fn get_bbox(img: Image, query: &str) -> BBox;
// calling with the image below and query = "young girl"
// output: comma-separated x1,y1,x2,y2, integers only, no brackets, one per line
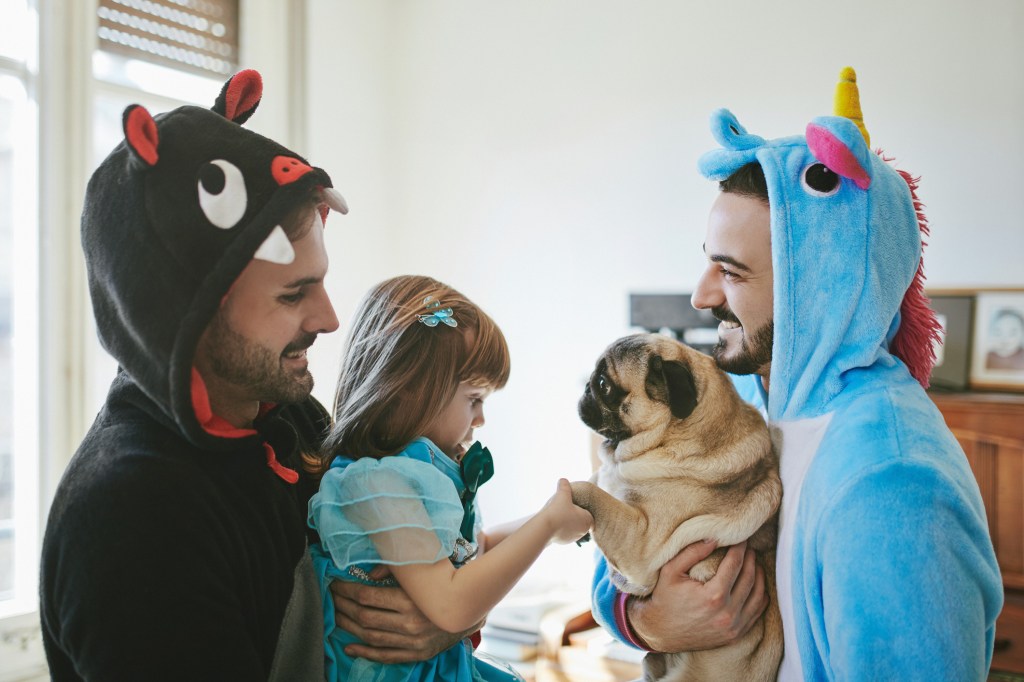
308,275,592,681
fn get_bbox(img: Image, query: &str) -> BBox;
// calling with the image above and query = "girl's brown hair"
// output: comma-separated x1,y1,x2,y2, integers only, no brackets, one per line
316,275,510,467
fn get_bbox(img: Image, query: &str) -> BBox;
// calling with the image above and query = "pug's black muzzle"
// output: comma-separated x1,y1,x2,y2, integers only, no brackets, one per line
578,384,630,444
578,385,603,432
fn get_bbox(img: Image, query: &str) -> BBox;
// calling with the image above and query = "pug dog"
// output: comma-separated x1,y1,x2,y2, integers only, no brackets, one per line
572,332,782,682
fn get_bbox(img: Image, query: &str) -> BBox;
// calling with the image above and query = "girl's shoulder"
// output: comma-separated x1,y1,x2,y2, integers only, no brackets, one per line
325,451,435,482
320,441,456,497
401,437,451,466
326,438,445,472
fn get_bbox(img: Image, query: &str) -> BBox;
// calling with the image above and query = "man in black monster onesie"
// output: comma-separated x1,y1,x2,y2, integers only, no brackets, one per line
39,70,457,680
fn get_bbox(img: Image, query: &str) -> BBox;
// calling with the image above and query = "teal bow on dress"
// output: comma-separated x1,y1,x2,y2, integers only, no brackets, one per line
459,441,493,540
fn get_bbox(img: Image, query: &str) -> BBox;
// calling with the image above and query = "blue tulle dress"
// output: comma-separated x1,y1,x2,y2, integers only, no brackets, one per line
308,437,523,682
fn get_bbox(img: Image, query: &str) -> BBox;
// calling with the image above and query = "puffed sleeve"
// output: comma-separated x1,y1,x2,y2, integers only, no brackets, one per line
309,456,465,570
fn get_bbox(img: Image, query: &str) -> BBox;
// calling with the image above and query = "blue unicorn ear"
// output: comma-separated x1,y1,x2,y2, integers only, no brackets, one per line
698,109,765,180
710,109,766,151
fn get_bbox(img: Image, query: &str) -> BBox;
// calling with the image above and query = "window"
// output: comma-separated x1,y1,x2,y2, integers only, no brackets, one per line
0,0,45,676
1,1,231,621
0,0,39,618
96,0,239,80
0,0,239,676
0,0,299,675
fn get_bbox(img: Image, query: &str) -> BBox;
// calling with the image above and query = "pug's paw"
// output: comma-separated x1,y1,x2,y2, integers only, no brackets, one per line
687,547,728,583
569,480,598,510
609,566,655,596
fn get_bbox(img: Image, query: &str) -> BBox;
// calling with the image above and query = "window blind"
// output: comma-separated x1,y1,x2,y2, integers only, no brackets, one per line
97,0,239,79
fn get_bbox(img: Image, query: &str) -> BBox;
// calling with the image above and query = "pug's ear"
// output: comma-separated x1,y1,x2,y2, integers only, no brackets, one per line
646,355,698,420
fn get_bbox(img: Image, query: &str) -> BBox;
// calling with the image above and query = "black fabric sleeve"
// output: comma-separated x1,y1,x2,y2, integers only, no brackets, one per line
43,456,275,681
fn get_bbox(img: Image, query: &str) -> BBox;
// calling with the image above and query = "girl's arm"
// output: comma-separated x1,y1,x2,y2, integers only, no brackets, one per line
383,479,591,634
479,516,529,552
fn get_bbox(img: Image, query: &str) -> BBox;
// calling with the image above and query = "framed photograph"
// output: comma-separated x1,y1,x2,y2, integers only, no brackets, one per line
929,295,974,391
970,291,1024,391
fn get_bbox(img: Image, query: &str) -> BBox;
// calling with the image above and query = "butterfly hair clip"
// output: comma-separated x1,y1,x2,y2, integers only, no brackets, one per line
417,296,458,328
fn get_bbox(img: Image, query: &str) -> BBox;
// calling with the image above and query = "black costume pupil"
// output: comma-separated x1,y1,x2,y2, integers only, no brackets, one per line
199,163,226,194
804,163,839,192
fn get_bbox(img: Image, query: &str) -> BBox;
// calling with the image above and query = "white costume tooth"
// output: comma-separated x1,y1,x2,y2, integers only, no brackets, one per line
253,226,294,264
323,187,349,215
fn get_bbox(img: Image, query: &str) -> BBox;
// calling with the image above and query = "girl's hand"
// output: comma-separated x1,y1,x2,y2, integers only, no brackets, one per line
541,478,593,545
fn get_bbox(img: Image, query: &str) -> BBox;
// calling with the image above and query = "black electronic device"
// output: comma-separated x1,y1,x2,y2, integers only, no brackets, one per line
629,293,719,355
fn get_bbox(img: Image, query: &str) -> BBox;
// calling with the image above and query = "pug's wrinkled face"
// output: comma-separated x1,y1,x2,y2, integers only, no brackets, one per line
578,334,699,446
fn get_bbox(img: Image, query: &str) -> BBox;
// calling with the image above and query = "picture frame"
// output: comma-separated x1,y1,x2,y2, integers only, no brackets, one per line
969,291,1024,392
928,294,974,391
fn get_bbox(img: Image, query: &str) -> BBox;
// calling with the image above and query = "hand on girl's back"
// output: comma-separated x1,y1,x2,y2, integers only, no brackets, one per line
541,479,594,545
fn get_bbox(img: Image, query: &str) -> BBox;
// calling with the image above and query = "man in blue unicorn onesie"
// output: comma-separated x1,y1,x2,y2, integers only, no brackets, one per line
590,68,1003,680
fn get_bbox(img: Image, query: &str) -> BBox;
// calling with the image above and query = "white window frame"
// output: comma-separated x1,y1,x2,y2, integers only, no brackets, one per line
0,1,307,679
0,0,92,673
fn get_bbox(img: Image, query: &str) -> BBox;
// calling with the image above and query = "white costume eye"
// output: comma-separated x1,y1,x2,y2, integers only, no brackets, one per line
198,159,247,229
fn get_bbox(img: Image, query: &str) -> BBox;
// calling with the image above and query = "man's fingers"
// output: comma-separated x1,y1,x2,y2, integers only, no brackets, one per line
704,542,748,591
334,599,426,636
728,545,758,605
663,539,719,575
343,643,423,664
723,560,769,641
337,618,411,648
331,584,426,636
331,580,405,612
341,620,474,664
739,562,769,625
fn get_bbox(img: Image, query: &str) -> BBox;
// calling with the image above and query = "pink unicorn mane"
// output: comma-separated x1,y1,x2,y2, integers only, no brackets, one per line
882,152,943,388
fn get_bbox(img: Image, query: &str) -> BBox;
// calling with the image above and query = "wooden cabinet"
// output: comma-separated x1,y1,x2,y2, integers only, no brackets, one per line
930,391,1024,674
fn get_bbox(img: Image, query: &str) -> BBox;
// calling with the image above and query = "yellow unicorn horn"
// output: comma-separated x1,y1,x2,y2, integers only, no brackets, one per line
834,66,871,147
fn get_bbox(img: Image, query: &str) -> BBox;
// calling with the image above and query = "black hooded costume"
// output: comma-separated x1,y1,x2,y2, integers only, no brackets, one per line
40,70,344,681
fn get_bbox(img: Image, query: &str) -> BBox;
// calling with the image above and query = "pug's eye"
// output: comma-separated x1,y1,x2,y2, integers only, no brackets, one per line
801,163,841,197
598,375,611,397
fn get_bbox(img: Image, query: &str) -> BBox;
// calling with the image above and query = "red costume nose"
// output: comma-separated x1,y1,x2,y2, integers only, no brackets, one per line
271,156,314,186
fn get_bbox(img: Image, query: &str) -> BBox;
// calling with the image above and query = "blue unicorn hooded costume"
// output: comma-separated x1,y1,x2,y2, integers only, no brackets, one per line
592,68,1002,680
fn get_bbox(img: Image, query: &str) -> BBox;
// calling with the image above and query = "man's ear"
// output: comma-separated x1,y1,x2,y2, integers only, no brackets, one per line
646,356,698,419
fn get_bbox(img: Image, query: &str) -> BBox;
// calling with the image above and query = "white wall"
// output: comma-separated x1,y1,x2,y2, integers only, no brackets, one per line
303,0,1024,589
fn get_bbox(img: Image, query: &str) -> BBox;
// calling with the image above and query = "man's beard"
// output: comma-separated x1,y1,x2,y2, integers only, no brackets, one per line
201,310,317,405
710,305,773,376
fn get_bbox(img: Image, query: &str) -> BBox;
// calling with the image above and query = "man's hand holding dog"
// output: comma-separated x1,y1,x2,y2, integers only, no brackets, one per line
627,540,768,653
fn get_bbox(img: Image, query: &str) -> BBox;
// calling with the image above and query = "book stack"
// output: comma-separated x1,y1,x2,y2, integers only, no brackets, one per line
476,591,587,666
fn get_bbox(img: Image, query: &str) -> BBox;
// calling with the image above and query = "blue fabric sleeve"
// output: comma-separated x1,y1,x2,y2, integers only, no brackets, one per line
813,460,1001,680
729,372,766,411
308,456,464,569
591,553,641,649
